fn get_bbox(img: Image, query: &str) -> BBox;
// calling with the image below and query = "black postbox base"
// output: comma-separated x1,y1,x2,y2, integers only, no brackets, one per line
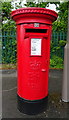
17,94,48,115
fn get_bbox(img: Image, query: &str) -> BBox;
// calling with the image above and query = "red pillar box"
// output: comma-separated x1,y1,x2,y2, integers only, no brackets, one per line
11,7,58,114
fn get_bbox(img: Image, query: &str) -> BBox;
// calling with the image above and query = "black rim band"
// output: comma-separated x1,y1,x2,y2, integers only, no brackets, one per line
17,94,48,115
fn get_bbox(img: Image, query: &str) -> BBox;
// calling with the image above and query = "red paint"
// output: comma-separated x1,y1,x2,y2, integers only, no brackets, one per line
11,8,58,100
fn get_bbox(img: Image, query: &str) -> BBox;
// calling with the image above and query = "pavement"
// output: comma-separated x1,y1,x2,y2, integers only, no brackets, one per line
2,69,69,118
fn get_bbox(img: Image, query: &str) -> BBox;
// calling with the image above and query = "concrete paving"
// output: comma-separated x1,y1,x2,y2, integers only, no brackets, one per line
2,69,69,118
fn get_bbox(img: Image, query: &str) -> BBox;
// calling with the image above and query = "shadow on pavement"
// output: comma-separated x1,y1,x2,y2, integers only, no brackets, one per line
2,69,69,118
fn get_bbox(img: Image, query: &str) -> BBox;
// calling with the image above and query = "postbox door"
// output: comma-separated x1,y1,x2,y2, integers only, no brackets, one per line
17,25,51,100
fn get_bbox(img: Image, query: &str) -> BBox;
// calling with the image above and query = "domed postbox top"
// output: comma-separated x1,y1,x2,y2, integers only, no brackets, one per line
11,7,58,25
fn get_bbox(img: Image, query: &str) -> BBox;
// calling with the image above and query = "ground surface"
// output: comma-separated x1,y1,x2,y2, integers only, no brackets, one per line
2,69,69,118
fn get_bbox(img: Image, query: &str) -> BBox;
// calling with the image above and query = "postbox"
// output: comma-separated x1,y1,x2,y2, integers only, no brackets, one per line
11,7,58,114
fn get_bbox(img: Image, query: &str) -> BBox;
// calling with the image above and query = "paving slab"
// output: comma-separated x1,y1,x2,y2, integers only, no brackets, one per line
2,69,69,118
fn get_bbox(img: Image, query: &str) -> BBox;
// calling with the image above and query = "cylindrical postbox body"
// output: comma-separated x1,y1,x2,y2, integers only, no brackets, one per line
11,7,58,114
